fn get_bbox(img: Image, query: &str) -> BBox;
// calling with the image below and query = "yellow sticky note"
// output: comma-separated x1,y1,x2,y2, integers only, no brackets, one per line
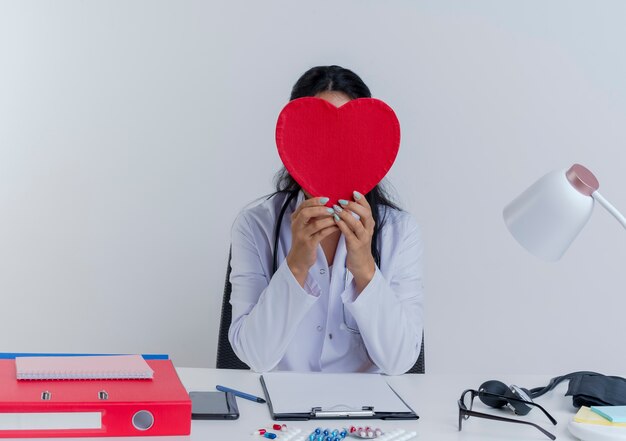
574,406,626,427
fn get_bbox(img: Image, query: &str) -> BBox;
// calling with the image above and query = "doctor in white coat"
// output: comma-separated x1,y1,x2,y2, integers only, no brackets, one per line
228,65,424,375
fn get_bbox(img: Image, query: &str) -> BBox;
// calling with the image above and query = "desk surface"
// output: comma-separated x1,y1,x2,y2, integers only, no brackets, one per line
178,368,581,441
0,368,582,440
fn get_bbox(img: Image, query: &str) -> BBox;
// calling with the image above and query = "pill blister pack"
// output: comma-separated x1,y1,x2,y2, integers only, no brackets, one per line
274,428,303,440
252,425,417,441
366,429,418,441
255,429,417,441
289,429,418,441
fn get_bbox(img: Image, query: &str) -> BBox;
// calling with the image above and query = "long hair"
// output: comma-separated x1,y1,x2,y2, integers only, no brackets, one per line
273,65,401,268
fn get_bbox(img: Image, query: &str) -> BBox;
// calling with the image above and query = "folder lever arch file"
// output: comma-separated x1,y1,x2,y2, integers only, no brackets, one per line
0,359,191,437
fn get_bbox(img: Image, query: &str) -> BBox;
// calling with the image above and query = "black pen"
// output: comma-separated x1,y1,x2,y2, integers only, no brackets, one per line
216,385,266,403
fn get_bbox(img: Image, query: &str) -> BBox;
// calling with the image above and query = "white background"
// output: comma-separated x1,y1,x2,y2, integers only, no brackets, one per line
1,0,625,375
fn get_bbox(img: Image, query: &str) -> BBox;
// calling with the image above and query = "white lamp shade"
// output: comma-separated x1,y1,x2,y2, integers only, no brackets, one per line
503,167,595,261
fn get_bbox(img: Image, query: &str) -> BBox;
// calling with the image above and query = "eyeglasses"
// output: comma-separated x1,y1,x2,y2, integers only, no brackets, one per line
458,389,557,440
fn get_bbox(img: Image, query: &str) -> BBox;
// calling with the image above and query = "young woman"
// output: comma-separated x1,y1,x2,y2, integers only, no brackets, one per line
228,65,424,375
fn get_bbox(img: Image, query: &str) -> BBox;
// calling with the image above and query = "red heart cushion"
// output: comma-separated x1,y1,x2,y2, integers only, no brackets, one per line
275,97,400,206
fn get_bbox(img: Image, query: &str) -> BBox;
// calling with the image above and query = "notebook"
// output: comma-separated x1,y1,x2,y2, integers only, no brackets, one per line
15,355,154,380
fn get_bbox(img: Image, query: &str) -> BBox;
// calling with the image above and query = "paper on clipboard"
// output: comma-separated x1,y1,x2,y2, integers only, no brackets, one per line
260,372,413,416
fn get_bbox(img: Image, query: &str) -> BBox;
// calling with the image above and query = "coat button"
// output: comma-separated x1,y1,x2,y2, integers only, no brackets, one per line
316,326,323,332
319,269,326,275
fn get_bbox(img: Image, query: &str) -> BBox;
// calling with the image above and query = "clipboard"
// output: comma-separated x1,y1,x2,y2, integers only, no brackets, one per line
260,372,418,421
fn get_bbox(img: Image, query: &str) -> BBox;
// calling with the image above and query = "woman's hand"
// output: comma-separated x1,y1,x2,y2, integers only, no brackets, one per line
286,196,338,287
333,191,376,294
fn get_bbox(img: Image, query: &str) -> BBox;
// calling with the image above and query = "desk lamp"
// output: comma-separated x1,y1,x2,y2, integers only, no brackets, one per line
503,164,626,261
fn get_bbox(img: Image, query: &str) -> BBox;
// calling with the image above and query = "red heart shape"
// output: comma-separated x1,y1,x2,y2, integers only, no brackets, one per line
275,97,400,206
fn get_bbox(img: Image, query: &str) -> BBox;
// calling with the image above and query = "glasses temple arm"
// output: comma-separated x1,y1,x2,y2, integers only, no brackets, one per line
478,390,557,425
506,395,558,425
463,409,556,441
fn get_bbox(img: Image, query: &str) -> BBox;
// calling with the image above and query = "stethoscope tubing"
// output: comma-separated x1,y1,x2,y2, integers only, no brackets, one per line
273,191,360,335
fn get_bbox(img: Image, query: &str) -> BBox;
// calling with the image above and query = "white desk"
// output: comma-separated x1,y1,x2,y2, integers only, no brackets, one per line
178,368,581,441
0,369,583,440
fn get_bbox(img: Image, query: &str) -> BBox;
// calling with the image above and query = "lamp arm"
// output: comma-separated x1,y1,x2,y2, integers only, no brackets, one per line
592,191,626,229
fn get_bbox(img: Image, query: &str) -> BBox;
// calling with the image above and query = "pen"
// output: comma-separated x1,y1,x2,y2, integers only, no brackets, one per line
216,385,266,403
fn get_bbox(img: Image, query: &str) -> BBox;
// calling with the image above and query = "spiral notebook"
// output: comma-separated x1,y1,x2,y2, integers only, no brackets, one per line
15,355,154,380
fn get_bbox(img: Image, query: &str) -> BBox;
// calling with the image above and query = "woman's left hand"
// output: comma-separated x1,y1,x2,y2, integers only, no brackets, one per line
333,190,376,293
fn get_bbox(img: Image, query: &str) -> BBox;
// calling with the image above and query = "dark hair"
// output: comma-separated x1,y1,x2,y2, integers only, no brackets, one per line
273,65,401,267
290,65,372,101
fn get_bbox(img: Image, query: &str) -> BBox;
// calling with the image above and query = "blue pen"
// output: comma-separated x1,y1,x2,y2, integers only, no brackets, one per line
216,385,266,403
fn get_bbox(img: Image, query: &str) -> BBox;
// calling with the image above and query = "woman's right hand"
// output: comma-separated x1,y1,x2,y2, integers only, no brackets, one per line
286,196,337,286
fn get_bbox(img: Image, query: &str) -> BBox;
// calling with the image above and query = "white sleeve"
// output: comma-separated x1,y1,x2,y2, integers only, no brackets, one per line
227,212,320,373
341,216,424,375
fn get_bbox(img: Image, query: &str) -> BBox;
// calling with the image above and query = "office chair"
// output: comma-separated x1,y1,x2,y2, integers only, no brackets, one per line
216,248,425,373
216,248,250,370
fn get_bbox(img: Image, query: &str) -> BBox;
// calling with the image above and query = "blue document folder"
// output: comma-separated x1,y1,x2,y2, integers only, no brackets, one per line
0,353,168,360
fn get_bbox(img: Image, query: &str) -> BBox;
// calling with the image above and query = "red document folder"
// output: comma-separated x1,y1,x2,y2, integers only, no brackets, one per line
0,359,191,437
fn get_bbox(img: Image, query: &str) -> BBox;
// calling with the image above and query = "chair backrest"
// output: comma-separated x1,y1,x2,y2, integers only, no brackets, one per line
216,249,425,373
216,248,250,370
408,333,425,374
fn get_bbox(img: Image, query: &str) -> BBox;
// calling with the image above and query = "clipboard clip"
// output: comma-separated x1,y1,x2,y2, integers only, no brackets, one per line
310,406,375,418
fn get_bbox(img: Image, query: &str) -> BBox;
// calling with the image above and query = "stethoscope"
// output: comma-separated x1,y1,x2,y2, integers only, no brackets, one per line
272,191,360,335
